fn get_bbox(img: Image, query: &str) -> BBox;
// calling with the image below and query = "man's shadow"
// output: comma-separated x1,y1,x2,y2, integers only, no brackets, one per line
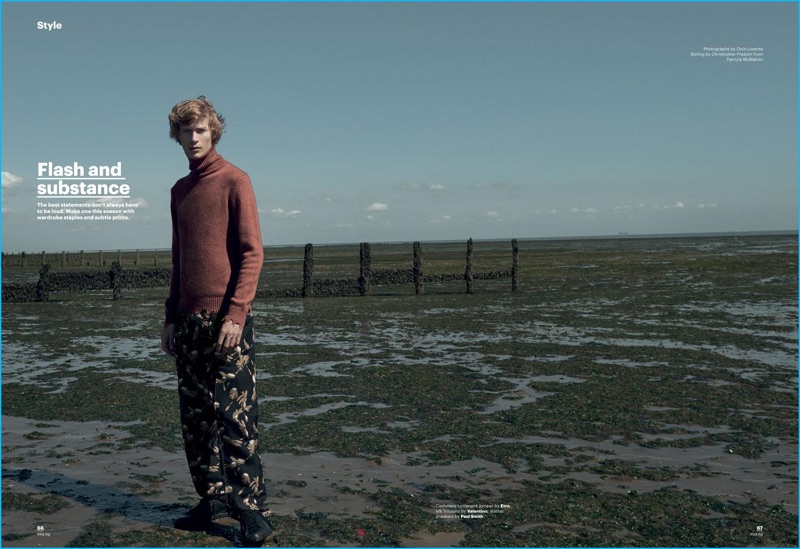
2,467,242,546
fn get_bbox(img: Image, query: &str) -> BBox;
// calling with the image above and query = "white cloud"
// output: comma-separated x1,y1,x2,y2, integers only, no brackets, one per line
585,208,597,215
2,171,24,189
366,215,375,222
698,203,718,209
272,208,301,219
570,207,580,213
430,214,452,224
366,202,388,211
403,183,446,192
486,210,500,218
674,201,685,208
471,181,517,191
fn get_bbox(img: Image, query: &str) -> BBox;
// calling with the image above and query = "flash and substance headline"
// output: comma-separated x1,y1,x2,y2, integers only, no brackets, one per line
36,161,138,222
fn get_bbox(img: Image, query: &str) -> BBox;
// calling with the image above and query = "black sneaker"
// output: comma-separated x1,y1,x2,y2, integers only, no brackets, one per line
173,497,229,530
238,510,273,547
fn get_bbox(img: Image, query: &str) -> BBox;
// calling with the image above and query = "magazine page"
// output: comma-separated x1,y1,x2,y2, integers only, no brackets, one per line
2,2,797,547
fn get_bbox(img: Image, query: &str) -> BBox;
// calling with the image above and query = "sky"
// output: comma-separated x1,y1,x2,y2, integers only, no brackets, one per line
1,1,797,253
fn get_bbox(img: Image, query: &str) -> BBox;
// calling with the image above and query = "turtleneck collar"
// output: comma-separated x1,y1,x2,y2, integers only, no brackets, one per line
188,146,223,176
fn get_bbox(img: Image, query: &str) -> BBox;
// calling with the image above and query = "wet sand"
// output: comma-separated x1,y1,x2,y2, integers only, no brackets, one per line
2,235,798,546
4,415,795,547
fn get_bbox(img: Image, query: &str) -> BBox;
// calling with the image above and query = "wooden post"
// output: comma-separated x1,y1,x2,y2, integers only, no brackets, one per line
80,250,85,266
21,252,27,267
511,239,519,292
413,241,424,295
465,238,474,294
99,250,104,266
302,243,314,298
36,264,50,302
110,261,123,300
359,242,371,296
117,249,122,265
41,251,46,265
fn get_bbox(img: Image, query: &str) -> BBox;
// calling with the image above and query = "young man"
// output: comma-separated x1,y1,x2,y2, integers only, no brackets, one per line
161,96,271,546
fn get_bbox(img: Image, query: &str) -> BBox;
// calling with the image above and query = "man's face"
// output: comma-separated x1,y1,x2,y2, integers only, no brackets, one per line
179,118,213,161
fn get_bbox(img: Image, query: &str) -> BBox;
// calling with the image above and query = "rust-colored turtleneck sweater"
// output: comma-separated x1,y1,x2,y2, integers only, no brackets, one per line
164,147,264,327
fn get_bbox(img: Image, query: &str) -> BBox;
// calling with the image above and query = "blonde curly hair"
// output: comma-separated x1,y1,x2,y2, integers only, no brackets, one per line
168,96,226,145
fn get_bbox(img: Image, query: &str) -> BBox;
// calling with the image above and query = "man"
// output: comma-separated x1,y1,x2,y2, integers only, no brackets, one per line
161,96,271,546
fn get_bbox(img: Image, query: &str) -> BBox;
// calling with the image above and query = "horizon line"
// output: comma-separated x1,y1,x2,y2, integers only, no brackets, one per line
2,229,796,257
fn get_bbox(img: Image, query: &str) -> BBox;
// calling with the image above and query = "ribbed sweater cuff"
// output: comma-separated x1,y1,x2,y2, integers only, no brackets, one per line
223,305,248,328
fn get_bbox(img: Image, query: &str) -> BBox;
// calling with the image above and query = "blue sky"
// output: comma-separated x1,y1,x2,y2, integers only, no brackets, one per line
2,2,797,253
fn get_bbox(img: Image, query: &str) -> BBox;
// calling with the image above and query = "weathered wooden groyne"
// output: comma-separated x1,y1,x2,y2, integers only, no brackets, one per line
3,240,519,302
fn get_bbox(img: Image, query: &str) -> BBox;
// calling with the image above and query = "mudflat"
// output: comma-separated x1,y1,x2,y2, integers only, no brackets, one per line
2,234,797,547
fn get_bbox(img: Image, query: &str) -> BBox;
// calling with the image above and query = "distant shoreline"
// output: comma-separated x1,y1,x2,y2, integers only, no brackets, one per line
2,229,796,256
295,229,798,249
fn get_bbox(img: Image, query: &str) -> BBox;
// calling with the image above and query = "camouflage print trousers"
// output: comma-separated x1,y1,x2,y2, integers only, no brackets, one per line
174,311,269,516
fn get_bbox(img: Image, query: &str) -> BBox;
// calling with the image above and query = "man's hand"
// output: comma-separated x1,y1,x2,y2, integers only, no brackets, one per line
216,319,242,355
161,323,176,356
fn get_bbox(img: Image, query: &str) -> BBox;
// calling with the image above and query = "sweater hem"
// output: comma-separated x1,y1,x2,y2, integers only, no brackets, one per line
177,297,252,326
